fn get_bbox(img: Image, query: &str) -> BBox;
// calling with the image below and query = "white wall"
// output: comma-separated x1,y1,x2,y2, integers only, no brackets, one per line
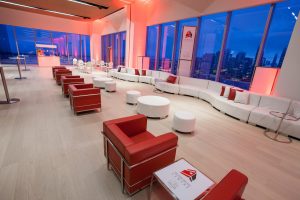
273,13,300,101
0,7,90,35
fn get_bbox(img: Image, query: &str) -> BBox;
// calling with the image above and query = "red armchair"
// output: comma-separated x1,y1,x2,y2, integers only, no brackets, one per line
202,169,248,200
55,69,72,85
52,66,66,79
61,75,84,96
68,83,101,114
102,114,178,195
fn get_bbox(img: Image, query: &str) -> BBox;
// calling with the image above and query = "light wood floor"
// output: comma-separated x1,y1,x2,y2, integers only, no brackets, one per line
0,66,300,200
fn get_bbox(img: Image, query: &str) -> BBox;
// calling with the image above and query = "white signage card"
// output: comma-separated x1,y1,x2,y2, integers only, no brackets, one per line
179,26,196,60
154,159,214,200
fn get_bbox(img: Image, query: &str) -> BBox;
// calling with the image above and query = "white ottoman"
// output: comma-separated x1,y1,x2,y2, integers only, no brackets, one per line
93,77,113,88
126,90,141,105
137,96,170,118
105,81,116,92
172,111,196,133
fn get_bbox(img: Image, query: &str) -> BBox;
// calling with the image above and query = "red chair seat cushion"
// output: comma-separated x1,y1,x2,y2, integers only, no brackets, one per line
130,131,155,143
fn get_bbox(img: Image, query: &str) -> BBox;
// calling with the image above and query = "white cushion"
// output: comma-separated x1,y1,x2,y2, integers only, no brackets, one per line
120,68,127,73
234,91,249,104
223,86,231,98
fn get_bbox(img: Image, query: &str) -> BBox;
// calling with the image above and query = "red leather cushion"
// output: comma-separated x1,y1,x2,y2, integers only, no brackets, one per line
135,69,140,75
130,131,155,143
166,75,177,84
142,70,146,76
228,88,243,100
220,86,225,96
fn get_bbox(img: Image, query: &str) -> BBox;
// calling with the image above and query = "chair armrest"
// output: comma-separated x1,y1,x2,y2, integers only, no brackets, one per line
73,83,94,89
63,78,84,84
63,75,80,79
124,132,178,166
72,88,100,96
202,169,248,200
103,114,147,137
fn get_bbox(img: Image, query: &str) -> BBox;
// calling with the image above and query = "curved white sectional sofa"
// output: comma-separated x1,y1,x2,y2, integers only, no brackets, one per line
108,67,300,140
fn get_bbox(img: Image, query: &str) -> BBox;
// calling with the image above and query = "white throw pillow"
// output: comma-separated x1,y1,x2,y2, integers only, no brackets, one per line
223,86,231,98
293,101,300,118
234,91,249,104
120,68,127,73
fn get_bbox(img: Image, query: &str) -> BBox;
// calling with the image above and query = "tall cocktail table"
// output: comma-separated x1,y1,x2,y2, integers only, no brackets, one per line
149,158,215,200
137,95,170,119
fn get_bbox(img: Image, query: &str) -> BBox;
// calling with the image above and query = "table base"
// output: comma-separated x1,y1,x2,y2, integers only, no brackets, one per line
0,98,20,104
264,130,292,144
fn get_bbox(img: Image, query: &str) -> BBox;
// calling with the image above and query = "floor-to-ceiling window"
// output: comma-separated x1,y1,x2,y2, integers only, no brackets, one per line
101,31,126,67
15,27,37,64
261,0,300,68
158,22,175,72
173,18,198,75
0,24,90,65
0,24,18,64
146,25,159,70
192,13,226,80
220,5,270,89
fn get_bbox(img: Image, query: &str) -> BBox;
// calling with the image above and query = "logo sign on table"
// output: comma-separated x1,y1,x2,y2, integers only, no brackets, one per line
181,169,197,182
178,26,197,77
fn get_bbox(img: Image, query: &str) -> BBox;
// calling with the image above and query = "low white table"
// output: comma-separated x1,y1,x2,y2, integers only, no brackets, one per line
93,77,113,88
126,90,141,105
137,95,170,118
149,158,215,200
173,111,196,133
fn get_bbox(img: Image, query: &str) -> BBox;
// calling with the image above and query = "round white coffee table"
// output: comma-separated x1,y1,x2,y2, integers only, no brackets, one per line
172,111,196,133
93,77,113,88
137,95,170,118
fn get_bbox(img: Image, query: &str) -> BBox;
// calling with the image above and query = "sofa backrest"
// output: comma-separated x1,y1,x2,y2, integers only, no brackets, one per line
159,71,171,81
208,81,224,94
127,68,135,75
258,95,291,113
146,70,152,76
248,92,261,106
151,70,160,79
179,76,209,89
287,100,300,115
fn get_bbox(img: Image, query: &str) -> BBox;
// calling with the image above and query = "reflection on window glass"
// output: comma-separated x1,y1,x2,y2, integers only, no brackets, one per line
173,18,198,75
15,26,37,64
261,0,300,68
0,24,18,64
35,29,52,44
146,25,159,70
52,31,68,64
220,5,270,89
81,35,90,62
192,13,226,80
158,22,175,72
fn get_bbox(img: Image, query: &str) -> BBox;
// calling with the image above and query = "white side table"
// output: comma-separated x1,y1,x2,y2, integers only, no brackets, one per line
149,158,215,200
126,90,141,105
93,77,113,88
105,81,116,92
172,111,196,133
137,95,170,119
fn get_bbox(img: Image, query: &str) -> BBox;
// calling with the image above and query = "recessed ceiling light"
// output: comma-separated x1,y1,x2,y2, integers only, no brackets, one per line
0,0,90,19
68,0,108,9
